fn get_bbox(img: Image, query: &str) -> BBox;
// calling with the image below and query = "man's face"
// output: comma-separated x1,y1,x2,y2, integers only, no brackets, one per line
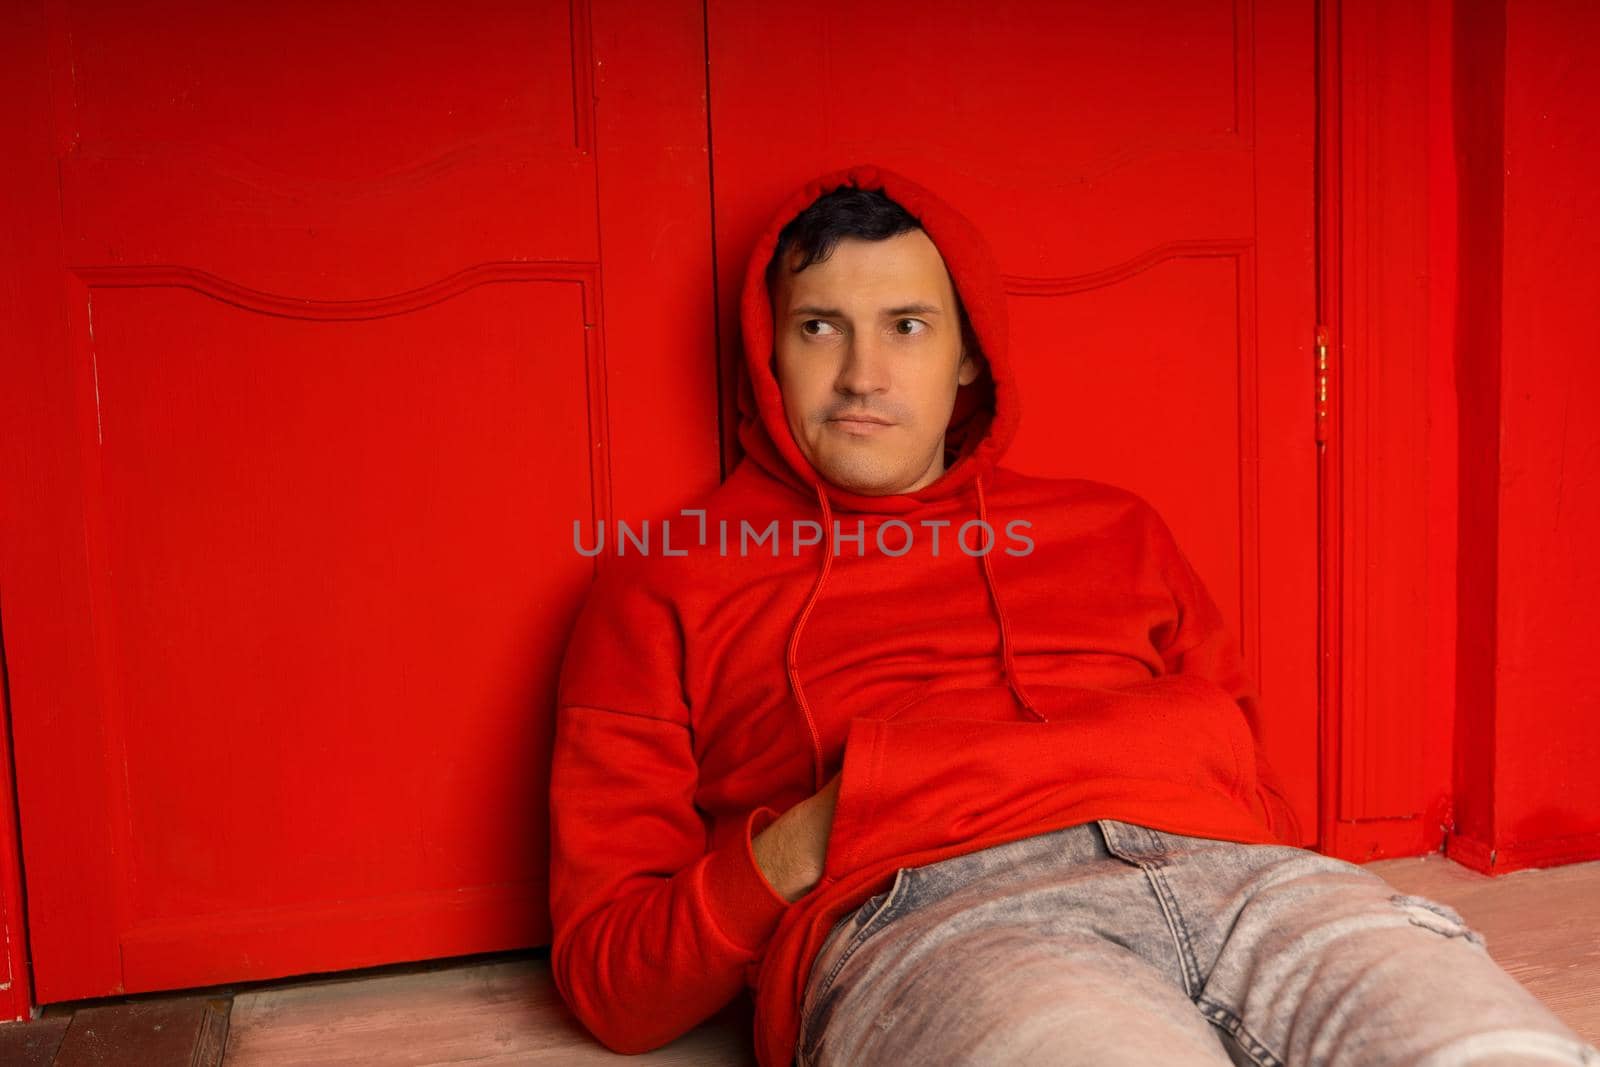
772,230,980,496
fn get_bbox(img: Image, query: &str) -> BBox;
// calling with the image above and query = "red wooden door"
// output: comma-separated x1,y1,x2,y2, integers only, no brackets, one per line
3,0,1319,1007
708,0,1318,842
1,0,720,1001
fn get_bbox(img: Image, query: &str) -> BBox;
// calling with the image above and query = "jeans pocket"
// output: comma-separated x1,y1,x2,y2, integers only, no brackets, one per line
1097,819,1170,864
832,866,917,970
800,866,919,1057
1390,893,1490,950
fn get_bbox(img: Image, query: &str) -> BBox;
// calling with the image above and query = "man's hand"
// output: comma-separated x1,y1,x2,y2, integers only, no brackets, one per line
750,771,841,903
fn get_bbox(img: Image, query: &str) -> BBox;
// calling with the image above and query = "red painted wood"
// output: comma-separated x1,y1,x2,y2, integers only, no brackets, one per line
1424,0,1463,865
709,0,1319,848
1464,0,1600,872
1449,0,1507,873
1323,0,1600,871
1318,0,1461,863
0,0,74,1022
1,0,719,1002
0,666,31,1022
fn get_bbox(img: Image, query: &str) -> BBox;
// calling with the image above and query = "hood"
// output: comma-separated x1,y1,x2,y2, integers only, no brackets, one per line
735,164,1044,787
736,162,1021,515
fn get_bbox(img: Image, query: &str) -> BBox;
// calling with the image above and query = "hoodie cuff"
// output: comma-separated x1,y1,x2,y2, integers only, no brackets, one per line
702,805,791,954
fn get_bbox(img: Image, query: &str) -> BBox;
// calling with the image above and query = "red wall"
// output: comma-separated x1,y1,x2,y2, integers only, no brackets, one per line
1449,0,1600,870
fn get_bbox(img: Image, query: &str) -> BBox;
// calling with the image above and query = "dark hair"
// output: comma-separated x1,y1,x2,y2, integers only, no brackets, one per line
764,186,923,294
764,186,979,356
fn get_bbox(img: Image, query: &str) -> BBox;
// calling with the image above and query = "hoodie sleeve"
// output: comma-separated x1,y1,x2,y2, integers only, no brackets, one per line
1142,502,1304,846
547,562,792,1055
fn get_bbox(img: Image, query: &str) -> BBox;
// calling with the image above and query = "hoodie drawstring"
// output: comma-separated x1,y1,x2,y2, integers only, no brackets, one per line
786,484,836,789
785,475,1045,791
975,475,1044,721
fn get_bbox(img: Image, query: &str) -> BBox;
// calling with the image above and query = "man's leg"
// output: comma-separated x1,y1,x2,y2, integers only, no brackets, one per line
797,820,1235,1067
801,922,1234,1066
1106,823,1600,1066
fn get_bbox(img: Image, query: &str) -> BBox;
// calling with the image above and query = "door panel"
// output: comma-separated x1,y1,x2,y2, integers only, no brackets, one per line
708,0,1317,842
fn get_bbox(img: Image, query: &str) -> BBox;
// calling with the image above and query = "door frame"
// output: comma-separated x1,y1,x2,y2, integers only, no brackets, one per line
1316,0,1461,864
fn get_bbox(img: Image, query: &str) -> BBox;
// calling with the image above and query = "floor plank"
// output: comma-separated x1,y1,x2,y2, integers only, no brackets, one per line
54,995,230,1067
223,958,755,1066
0,1015,72,1067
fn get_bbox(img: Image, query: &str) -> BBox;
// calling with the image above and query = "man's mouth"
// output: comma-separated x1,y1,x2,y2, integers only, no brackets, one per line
828,414,895,436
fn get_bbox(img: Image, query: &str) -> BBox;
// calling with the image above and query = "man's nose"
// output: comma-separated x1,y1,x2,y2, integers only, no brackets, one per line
835,336,889,396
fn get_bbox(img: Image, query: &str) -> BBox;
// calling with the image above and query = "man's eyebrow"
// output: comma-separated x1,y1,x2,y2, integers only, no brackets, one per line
788,303,945,317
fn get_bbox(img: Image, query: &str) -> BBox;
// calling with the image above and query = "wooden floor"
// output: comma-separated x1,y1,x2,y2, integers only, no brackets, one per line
3,851,1596,1065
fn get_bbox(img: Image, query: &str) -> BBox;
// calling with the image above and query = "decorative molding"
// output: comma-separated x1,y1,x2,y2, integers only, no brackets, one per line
70,261,596,321
67,257,612,532
1002,238,1253,295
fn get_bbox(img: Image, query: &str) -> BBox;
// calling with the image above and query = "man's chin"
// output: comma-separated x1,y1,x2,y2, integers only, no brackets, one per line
817,464,911,497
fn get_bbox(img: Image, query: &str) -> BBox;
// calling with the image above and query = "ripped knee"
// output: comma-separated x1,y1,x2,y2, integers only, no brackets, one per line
1389,893,1489,950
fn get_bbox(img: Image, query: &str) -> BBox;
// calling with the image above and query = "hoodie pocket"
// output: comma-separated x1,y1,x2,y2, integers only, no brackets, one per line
813,675,1261,884
820,716,884,882
881,683,1032,724
1024,677,1254,800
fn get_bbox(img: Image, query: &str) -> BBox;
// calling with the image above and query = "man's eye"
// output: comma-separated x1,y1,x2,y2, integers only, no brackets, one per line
895,319,928,335
801,320,836,336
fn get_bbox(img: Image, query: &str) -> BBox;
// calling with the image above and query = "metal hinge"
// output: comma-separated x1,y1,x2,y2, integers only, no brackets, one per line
1314,325,1331,444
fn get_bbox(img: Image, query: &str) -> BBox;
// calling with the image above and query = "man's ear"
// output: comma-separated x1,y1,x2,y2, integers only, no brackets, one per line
955,306,984,386
957,347,984,387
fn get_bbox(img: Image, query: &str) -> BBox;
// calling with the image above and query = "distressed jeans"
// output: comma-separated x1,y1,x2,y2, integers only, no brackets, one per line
797,819,1600,1066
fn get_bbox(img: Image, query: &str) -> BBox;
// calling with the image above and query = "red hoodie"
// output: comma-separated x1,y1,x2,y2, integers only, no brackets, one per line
547,162,1302,1065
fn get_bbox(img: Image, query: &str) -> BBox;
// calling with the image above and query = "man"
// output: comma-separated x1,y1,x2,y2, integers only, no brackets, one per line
548,164,1598,1066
